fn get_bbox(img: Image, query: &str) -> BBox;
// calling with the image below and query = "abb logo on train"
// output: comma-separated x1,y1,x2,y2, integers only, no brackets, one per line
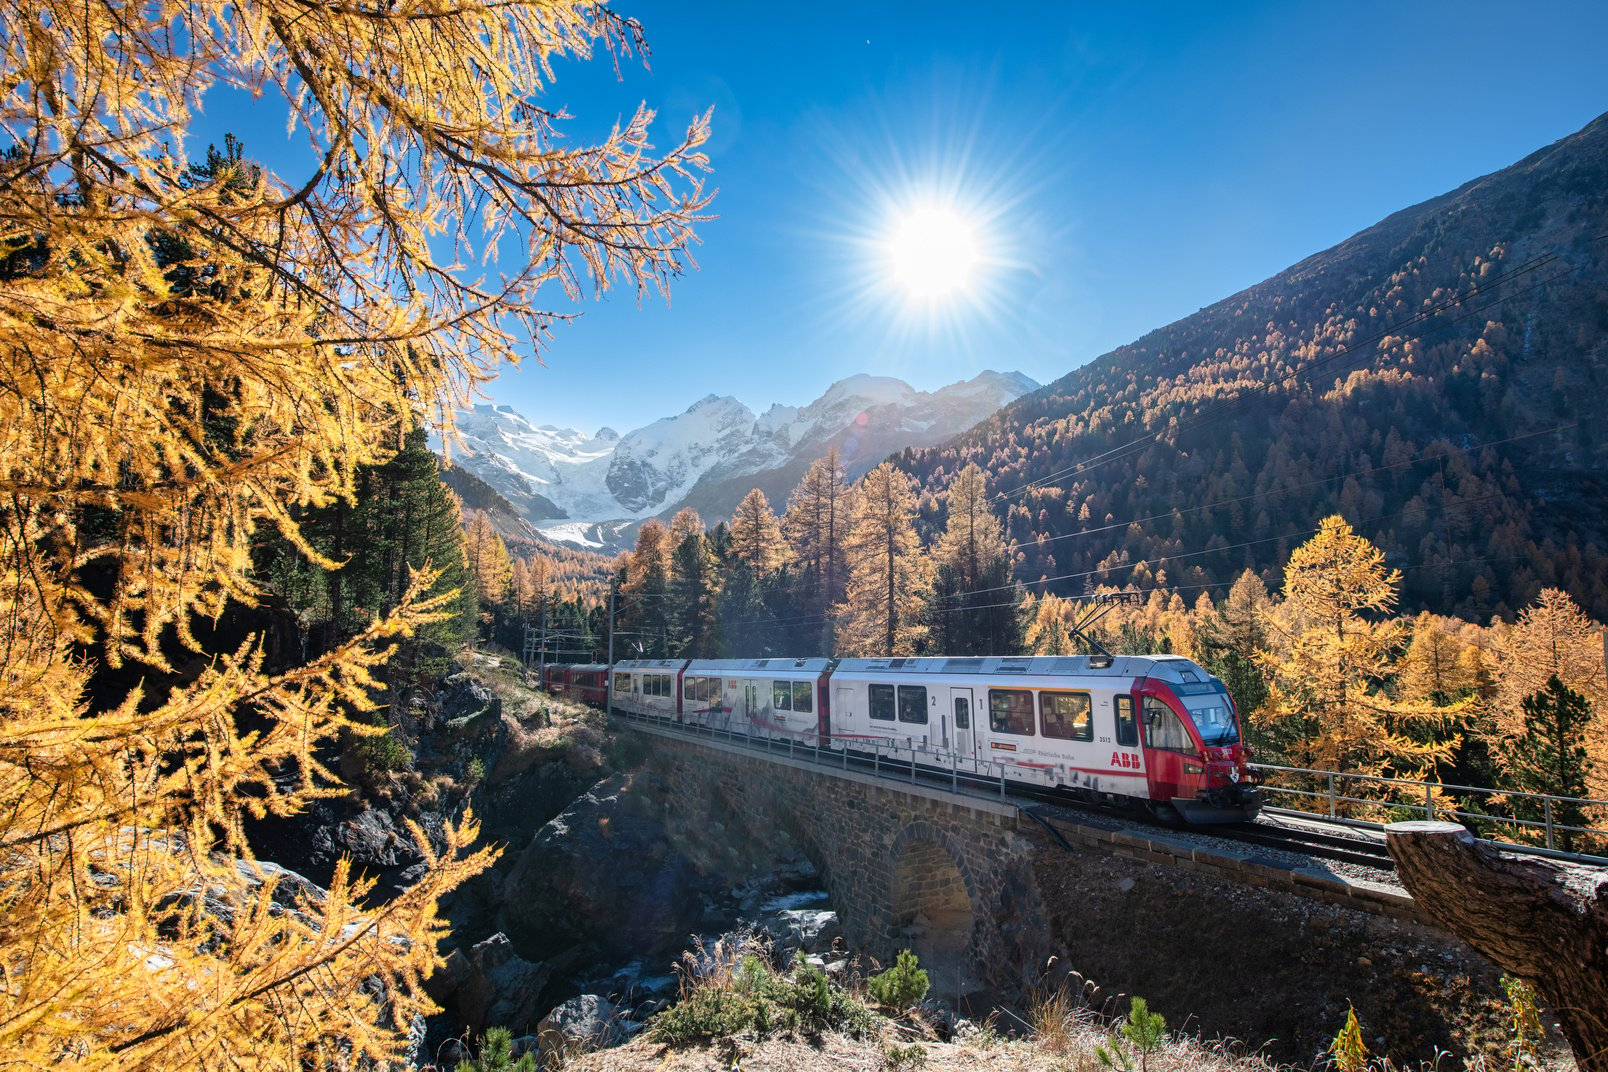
565,653,1260,825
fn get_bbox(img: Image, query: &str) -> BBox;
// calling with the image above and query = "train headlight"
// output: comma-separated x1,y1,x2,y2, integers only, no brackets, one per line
1184,762,1203,775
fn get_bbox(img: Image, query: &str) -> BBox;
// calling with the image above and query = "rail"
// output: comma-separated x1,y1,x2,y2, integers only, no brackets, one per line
1251,762,1608,857
608,708,1608,868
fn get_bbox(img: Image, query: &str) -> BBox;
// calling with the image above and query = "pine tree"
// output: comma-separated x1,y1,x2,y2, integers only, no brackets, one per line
834,464,931,656
1254,516,1458,780
1501,676,1596,850
0,2,708,1064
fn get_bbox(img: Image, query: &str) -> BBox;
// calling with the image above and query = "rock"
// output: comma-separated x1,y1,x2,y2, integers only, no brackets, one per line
440,674,499,722
510,1034,539,1058
1118,876,1136,893
435,1038,469,1068
498,774,711,962
455,932,552,1034
538,994,627,1062
763,909,843,956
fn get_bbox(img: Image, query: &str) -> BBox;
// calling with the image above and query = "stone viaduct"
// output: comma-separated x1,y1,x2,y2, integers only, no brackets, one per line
620,720,1425,1003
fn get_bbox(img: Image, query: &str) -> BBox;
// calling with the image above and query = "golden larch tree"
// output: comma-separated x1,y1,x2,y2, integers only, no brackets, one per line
729,487,789,575
1491,588,1608,796
1253,516,1459,780
465,510,515,608
784,449,851,603
1023,592,1075,655
834,463,930,656
0,1,709,1066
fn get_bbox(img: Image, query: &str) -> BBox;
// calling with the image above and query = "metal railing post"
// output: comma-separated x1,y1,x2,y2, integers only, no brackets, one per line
1424,781,1434,820
874,750,879,778
1327,773,1338,818
1545,797,1556,850
911,747,917,784
999,765,1006,800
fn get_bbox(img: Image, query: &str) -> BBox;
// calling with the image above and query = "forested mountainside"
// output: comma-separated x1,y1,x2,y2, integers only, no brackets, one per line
899,111,1608,622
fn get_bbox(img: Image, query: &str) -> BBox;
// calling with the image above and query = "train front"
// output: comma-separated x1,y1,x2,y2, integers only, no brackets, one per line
1135,659,1261,823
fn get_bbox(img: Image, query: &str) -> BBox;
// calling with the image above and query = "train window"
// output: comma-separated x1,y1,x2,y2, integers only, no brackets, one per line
989,689,1035,735
1115,695,1138,747
1143,696,1194,752
793,681,813,713
897,685,928,724
773,681,792,711
869,684,896,720
613,672,633,693
1040,692,1093,741
954,697,970,729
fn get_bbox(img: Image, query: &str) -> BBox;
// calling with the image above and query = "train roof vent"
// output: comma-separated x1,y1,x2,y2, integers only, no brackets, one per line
996,658,1032,673
888,658,909,668
942,658,986,671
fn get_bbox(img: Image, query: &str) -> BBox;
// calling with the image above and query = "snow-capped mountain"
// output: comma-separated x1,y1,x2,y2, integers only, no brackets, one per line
444,370,1039,549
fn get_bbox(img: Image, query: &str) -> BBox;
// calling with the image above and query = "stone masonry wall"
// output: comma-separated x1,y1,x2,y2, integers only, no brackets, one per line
641,731,1053,997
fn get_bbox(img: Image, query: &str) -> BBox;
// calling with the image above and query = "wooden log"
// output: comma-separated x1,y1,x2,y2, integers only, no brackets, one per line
1385,821,1608,1072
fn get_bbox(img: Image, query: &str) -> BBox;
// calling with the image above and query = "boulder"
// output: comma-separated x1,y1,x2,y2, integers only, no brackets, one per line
454,932,552,1035
763,908,842,957
497,774,709,963
537,994,626,1063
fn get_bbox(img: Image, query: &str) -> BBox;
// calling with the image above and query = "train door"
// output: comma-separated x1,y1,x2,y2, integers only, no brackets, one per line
948,687,975,762
743,682,759,734
1139,692,1196,807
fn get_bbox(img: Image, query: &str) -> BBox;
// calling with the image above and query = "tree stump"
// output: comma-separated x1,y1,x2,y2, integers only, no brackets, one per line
1385,821,1608,1072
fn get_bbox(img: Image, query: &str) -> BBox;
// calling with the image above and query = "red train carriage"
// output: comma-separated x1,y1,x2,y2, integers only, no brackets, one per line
567,663,609,708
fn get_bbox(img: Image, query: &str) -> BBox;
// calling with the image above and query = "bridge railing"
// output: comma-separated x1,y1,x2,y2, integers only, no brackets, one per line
612,708,1034,803
1251,763,1608,853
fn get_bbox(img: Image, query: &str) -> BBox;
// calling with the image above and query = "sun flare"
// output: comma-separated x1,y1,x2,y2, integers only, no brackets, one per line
887,206,979,298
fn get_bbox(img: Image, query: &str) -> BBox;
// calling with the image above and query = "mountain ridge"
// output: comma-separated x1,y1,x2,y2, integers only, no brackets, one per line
899,110,1608,621
448,369,1039,549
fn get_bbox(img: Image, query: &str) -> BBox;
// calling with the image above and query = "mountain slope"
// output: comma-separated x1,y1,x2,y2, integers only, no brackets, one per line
901,112,1608,621
452,370,1038,548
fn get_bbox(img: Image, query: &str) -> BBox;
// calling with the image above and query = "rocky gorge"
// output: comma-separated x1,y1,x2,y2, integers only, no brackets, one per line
248,652,860,1068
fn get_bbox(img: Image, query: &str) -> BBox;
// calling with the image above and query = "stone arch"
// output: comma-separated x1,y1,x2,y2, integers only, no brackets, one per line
886,821,978,995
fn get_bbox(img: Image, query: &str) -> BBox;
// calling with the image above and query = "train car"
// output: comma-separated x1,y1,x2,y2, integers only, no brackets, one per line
679,658,834,744
540,662,570,698
825,654,1257,823
611,659,690,720
567,663,610,709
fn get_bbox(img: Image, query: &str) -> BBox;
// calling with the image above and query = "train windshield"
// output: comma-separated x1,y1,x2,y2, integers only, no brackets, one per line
1182,690,1240,746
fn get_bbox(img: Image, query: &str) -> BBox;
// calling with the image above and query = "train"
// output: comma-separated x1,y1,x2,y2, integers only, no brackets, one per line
539,653,1260,824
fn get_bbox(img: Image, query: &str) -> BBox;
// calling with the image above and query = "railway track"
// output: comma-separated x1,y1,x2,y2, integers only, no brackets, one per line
1211,820,1396,871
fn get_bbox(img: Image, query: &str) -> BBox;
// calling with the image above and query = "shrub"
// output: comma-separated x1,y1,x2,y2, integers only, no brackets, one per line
1502,975,1544,1072
867,949,929,1011
648,941,873,1044
882,1042,928,1070
1096,996,1167,1072
456,1027,534,1072
1327,1006,1370,1072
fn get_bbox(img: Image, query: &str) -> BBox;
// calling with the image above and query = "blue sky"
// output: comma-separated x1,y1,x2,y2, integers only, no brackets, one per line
214,1,1608,433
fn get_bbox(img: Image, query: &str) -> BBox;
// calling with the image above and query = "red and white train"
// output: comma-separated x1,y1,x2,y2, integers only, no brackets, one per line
543,654,1260,823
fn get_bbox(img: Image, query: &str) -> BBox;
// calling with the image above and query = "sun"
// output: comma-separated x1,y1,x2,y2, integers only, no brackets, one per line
887,206,979,299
